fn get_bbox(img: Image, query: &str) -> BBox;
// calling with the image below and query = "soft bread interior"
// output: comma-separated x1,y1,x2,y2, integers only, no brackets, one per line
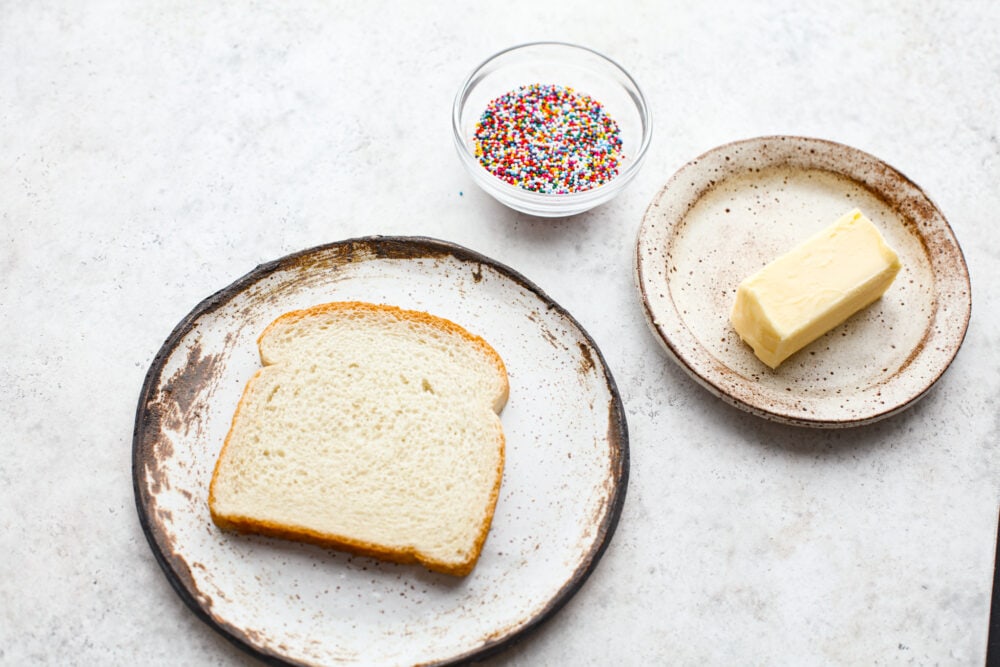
209,302,508,576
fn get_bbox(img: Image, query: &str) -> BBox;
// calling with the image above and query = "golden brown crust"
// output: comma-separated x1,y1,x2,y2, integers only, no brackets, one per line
207,367,265,518
208,301,508,577
210,511,486,577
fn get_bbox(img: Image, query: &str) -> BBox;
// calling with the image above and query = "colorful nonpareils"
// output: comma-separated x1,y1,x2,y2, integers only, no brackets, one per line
473,83,624,195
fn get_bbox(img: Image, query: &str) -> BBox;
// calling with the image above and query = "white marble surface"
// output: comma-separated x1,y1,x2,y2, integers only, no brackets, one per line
2,1,998,664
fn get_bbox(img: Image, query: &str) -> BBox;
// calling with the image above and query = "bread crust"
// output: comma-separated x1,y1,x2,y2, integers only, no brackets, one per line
208,301,508,576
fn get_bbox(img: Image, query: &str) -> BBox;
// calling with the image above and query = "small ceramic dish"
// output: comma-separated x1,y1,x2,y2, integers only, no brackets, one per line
635,136,971,427
453,42,651,217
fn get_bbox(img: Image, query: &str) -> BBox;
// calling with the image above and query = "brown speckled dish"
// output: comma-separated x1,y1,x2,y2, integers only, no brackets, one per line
133,237,628,666
635,136,971,427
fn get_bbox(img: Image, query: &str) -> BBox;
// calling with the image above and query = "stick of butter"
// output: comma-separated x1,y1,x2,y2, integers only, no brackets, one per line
730,209,902,369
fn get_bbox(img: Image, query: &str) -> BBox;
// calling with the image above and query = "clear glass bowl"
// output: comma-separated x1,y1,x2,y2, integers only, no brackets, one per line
452,42,652,218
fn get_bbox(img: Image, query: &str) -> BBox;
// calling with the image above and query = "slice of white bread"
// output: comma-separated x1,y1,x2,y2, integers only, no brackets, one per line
208,301,509,576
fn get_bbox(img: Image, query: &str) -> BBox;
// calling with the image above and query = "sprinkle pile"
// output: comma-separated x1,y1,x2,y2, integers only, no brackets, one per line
473,83,624,195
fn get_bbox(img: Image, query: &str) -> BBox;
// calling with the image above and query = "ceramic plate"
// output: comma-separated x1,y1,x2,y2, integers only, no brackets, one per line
635,136,971,427
133,237,628,666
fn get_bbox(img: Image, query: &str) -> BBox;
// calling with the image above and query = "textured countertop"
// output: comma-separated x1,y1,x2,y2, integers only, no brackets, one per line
3,1,999,664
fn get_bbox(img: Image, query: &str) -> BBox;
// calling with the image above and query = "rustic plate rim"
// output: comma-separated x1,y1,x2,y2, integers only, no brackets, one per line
635,135,972,428
132,235,630,666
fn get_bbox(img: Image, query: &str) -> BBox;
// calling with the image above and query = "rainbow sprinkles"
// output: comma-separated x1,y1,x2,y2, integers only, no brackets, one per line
473,83,624,195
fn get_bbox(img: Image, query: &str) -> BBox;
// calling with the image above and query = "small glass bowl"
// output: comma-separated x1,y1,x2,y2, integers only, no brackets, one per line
452,42,652,218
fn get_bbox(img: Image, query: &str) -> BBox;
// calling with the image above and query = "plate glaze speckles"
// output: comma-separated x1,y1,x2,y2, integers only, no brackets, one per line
635,136,971,427
133,236,628,666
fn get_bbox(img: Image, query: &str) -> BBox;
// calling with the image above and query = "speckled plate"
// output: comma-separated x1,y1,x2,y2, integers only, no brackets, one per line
133,237,628,666
635,136,971,427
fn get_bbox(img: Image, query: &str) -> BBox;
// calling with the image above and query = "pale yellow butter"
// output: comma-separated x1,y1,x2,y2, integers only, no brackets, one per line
730,209,901,369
